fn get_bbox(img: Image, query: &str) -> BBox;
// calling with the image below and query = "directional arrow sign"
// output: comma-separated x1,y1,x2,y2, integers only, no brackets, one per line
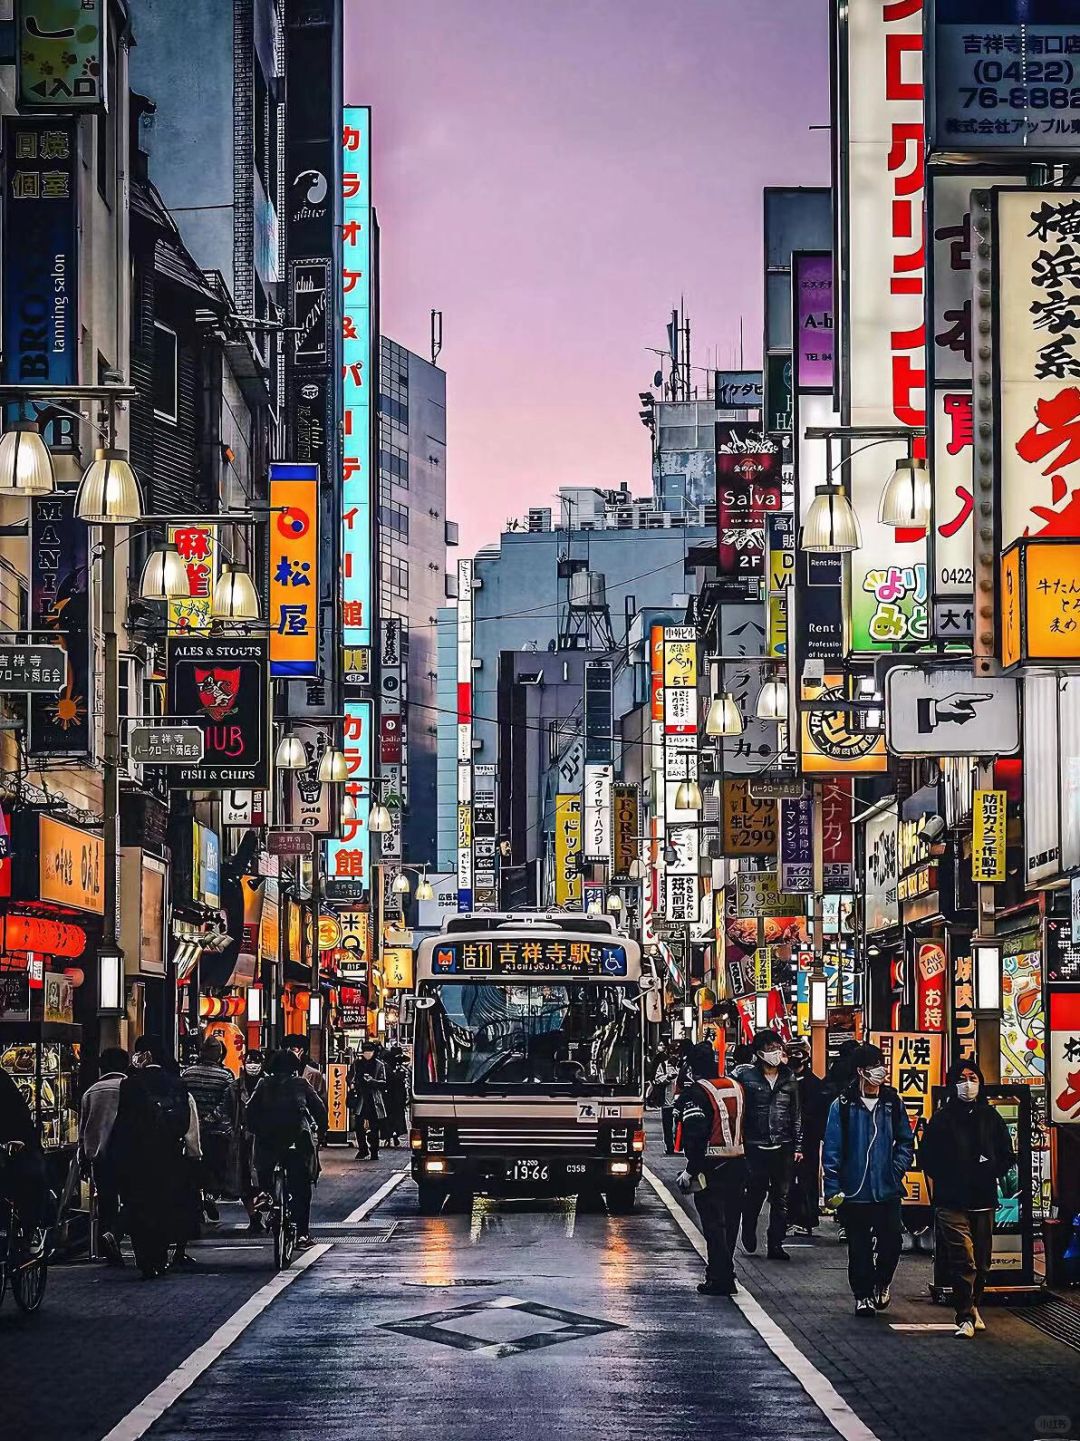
884,666,1019,758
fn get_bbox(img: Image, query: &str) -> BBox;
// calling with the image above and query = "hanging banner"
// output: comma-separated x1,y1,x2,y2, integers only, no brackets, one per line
166,636,269,788
28,490,90,757
779,795,814,894
554,795,582,909
325,700,373,900
341,106,373,657
972,788,1007,883
168,524,217,634
611,783,639,885
268,462,319,678
16,0,106,110
916,940,947,1033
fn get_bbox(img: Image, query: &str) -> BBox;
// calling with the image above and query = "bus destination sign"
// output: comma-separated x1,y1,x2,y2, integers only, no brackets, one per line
432,939,628,977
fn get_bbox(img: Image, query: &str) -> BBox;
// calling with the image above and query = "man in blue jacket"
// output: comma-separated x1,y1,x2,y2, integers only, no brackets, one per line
822,1042,914,1316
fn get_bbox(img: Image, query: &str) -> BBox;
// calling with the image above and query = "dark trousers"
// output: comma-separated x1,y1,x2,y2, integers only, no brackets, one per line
694,1160,746,1288
936,1207,994,1322
661,1107,675,1153
841,1198,903,1299
743,1144,795,1250
788,1142,821,1230
255,1148,313,1235
92,1156,122,1238
354,1110,379,1158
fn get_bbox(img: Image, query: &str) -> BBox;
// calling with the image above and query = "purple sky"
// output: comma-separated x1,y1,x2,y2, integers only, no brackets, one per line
346,0,830,555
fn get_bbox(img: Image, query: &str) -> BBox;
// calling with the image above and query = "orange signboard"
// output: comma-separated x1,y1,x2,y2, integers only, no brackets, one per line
268,467,319,678
39,816,104,914
800,674,888,775
1000,544,1021,670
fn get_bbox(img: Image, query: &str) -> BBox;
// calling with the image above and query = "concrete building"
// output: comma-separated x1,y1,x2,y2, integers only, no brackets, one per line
377,336,452,869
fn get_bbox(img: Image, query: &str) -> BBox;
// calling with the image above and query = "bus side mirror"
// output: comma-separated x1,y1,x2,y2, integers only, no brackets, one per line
645,993,663,1024
639,975,659,993
415,996,437,1011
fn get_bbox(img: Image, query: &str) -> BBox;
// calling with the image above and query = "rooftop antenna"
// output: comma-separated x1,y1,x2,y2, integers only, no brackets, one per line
431,309,443,365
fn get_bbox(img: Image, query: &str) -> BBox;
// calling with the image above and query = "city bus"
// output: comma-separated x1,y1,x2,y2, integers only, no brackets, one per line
409,913,657,1214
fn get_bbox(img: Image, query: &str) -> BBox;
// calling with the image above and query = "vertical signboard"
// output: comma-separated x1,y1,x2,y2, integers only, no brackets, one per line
456,558,474,911
288,721,334,833
821,778,855,891
28,491,90,757
583,659,613,764
554,795,582,909
611,783,639,885
841,1,928,650
1049,990,1080,1126
873,1030,943,1205
972,789,1007,883
793,251,834,391
582,764,613,863
714,425,782,597
166,637,269,788
325,699,372,900
779,794,814,894
341,106,372,663
168,524,216,633
268,462,319,678
16,0,105,110
472,764,498,907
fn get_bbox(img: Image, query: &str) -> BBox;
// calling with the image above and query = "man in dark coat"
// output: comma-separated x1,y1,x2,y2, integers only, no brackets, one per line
734,1029,801,1260
347,1042,386,1159
920,1058,1015,1338
108,1036,198,1279
786,1039,827,1234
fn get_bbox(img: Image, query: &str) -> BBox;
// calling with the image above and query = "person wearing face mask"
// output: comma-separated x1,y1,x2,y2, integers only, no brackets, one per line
919,1059,1015,1338
822,1043,914,1316
734,1030,801,1260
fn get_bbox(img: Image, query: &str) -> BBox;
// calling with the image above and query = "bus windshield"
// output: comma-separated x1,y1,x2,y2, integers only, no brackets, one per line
414,980,642,1096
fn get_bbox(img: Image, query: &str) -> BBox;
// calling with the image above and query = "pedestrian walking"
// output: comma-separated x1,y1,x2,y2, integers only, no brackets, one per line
347,1041,386,1159
920,1059,1015,1339
237,1049,265,1229
0,1064,48,1247
383,1046,410,1146
183,1036,241,1222
77,1046,129,1264
675,1041,747,1296
735,1029,801,1260
108,1036,198,1279
786,1039,827,1235
285,1036,327,1107
822,1042,914,1316
247,1050,327,1245
651,1046,680,1154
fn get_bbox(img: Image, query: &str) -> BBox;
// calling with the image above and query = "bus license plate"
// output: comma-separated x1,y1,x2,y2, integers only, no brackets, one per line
509,1159,549,1182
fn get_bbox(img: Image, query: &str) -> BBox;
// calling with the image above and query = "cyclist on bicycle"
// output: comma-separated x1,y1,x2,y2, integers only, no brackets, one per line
246,1050,326,1246
0,1067,47,1251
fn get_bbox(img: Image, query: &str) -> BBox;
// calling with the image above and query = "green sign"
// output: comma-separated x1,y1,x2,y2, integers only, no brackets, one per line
17,0,105,111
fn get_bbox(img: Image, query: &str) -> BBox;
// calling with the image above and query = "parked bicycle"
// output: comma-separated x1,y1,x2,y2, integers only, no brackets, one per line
0,1142,49,1314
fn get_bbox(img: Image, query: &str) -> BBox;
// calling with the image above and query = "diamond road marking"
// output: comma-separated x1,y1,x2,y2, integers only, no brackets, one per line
379,1294,625,1359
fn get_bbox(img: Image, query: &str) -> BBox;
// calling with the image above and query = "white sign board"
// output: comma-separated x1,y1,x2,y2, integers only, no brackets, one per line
885,666,1019,757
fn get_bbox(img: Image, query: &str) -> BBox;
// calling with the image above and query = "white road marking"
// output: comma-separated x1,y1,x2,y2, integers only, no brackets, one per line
99,1243,331,1441
644,1166,882,1441
341,1167,408,1223
889,1323,957,1332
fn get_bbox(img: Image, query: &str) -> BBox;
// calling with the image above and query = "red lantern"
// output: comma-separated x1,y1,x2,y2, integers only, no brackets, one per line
293,989,311,1012
222,995,246,1018
63,967,85,988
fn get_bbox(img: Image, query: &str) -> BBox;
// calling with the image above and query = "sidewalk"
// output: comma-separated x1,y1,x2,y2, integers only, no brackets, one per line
2,1146,407,1441
646,1116,1080,1441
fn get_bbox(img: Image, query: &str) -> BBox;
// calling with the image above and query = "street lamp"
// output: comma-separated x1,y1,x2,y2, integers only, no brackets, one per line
586,898,603,916
275,734,307,770
705,692,743,737
628,856,645,881
139,542,188,601
341,792,357,822
317,746,349,783
879,457,931,529
801,484,861,553
757,675,788,722
392,872,411,896
0,421,55,495
211,562,261,621
606,892,623,914
674,779,703,811
75,447,143,524
416,872,434,902
368,801,393,833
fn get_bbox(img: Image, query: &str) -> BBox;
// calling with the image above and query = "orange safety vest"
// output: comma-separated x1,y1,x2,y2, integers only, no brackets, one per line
698,1077,745,1159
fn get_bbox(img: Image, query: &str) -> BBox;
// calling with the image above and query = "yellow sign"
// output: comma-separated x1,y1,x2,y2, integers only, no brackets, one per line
662,630,697,688
722,780,778,855
269,471,319,678
767,532,794,658
39,816,104,914
307,913,343,951
752,947,773,992
457,803,472,849
972,789,1006,883
326,1061,350,1134
554,794,583,907
338,909,369,964
383,947,414,989
168,524,216,633
1015,539,1080,664
800,675,888,775
872,1030,942,1206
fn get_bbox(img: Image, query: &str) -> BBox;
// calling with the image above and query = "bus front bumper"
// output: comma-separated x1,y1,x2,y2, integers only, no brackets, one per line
411,1152,643,1191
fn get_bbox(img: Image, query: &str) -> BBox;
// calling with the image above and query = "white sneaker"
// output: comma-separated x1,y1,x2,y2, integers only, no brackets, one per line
954,1320,975,1339
972,1309,986,1332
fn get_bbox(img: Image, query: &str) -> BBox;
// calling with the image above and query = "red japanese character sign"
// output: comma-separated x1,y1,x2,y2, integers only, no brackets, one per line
1049,990,1080,1126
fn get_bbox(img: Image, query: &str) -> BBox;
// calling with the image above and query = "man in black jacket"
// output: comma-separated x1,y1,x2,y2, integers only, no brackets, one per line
675,1042,747,1296
920,1059,1015,1338
735,1029,801,1260
786,1039,827,1235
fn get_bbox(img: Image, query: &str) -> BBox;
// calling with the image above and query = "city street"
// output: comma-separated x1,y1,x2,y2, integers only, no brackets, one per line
5,1128,1080,1441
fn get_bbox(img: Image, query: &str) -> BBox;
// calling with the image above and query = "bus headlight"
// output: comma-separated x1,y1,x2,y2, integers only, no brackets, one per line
424,1158,447,1174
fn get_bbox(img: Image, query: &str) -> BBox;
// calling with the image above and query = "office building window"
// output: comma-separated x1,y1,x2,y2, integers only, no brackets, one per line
388,558,409,598
153,324,179,423
378,499,409,540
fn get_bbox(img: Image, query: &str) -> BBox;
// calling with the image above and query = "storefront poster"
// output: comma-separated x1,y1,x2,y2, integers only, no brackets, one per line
29,491,90,757
873,1030,943,1206
1001,938,1046,1086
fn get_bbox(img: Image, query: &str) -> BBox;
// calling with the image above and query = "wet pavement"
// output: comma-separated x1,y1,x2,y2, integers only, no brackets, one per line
137,1177,838,1441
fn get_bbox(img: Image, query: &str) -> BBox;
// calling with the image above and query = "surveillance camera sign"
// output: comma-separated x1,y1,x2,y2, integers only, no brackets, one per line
885,665,1019,758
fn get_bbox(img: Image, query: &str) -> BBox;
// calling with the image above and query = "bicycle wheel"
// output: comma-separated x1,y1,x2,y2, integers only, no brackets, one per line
272,1170,286,1271
12,1253,47,1313
281,1187,297,1269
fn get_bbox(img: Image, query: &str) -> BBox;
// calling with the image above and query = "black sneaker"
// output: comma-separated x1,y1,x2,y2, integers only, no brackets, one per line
766,1246,790,1261
101,1231,124,1265
855,1297,876,1316
874,1285,891,1311
741,1223,758,1254
698,1280,738,1296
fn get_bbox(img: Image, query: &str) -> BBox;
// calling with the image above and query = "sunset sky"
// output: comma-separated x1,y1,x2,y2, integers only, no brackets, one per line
346,0,830,554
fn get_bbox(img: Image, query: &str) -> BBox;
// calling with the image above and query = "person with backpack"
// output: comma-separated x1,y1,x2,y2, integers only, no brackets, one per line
246,1050,327,1244
675,1041,747,1296
108,1035,197,1279
919,1059,1015,1339
822,1042,915,1316
78,1046,130,1264
183,1036,241,1222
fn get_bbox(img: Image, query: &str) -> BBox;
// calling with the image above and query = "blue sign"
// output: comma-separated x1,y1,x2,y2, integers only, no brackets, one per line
340,107,372,653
